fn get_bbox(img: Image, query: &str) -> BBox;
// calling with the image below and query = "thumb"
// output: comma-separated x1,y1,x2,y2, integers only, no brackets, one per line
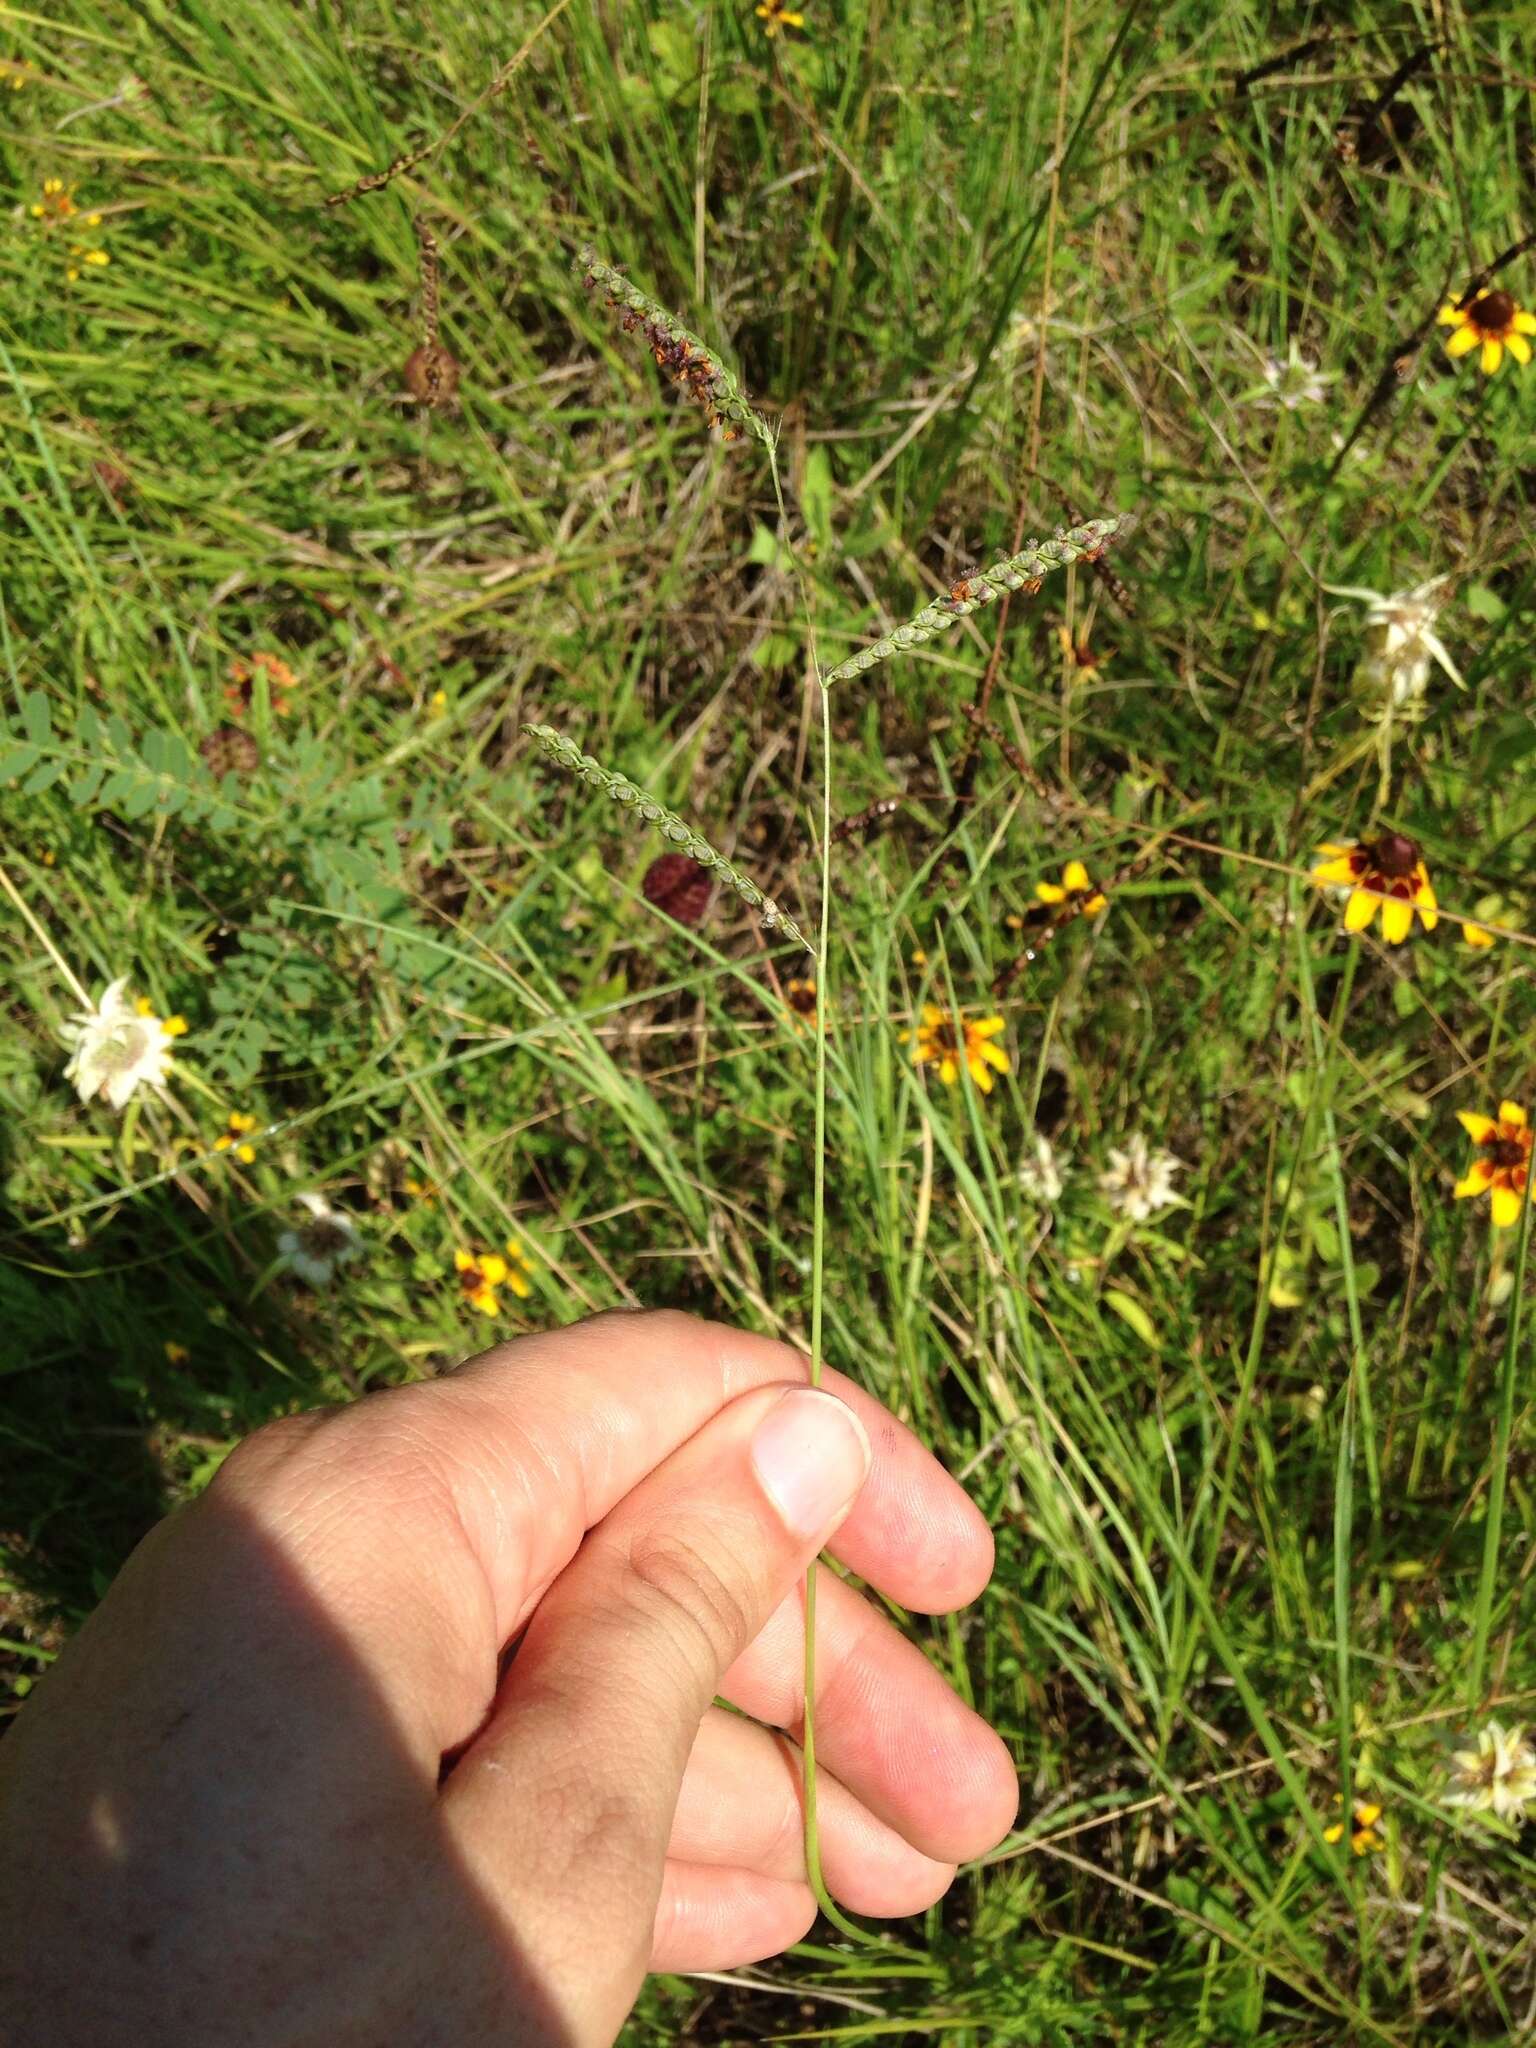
441,1382,870,2037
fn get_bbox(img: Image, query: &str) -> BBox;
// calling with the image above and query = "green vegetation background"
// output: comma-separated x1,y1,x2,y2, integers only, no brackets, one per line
3,0,1535,2039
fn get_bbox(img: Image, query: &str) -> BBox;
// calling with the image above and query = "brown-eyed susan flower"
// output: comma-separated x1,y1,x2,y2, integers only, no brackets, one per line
1323,1796,1384,1856
1437,289,1536,376
1454,1101,1533,1229
214,1110,259,1165
1445,1721,1536,1825
903,1006,1010,1092
1311,832,1437,944
785,977,819,1030
455,1240,536,1315
755,0,805,32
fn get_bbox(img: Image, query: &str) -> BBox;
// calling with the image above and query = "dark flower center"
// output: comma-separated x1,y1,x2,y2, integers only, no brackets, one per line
1487,1135,1530,1172
928,1019,960,1054
1366,831,1420,880
1469,290,1515,334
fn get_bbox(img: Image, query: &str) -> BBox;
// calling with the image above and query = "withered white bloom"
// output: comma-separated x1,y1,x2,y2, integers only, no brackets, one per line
61,977,179,1110
1018,1132,1064,1204
277,1194,364,1289
1333,575,1464,720
1445,1721,1536,1826
1098,1134,1185,1222
1258,340,1332,410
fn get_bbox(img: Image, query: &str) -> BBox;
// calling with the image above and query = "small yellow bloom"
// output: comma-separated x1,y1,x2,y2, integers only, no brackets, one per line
1311,832,1437,945
903,1005,1010,1093
1454,1101,1532,1229
1323,1796,1384,1856
31,177,78,222
755,0,805,32
456,1239,536,1314
163,1341,191,1365
1463,922,1496,949
1032,859,1109,918
1438,289,1536,376
214,1110,259,1165
134,996,188,1036
404,1176,438,1206
430,689,448,713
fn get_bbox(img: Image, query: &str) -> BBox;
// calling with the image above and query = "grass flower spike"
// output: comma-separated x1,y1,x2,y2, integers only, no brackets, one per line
277,1195,364,1288
1454,1101,1532,1228
525,722,809,948
820,520,1122,688
1445,1721,1536,1824
580,249,769,446
905,1006,1010,1092
1438,290,1536,375
1311,832,1437,943
61,978,184,1110
456,1241,536,1315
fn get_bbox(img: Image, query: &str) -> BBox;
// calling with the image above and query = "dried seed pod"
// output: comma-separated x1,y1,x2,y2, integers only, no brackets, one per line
199,724,261,779
642,852,713,927
404,343,460,407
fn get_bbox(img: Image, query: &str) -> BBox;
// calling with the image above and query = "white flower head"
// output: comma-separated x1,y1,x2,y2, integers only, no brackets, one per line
60,976,180,1110
1258,339,1333,411
277,1193,364,1289
1098,1133,1186,1222
1018,1132,1064,1205
1446,1721,1536,1826
1333,575,1464,719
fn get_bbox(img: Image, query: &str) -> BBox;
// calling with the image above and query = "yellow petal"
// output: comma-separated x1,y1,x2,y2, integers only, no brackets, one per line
1508,332,1533,367
1323,1822,1345,1844
472,1288,500,1315
1490,1182,1522,1229
1463,922,1495,948
454,1249,476,1272
968,1058,994,1093
1482,336,1504,375
921,1005,945,1028
1312,856,1357,887
1454,1162,1494,1198
1084,892,1108,915
237,1144,256,1164
508,1271,532,1299
479,1253,509,1286
1436,303,1463,327
971,1015,1007,1039
1062,860,1091,892
937,1056,958,1086
1317,842,1353,856
1457,1112,1497,1143
1035,880,1066,904
1445,324,1480,358
976,1039,1011,1073
1354,1802,1383,1828
1517,310,1536,335
1379,897,1414,945
214,1134,232,1151
1498,1101,1527,1129
1343,889,1378,933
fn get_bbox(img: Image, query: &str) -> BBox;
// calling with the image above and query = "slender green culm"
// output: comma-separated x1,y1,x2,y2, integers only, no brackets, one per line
578,249,772,448
820,516,1124,687
523,722,811,950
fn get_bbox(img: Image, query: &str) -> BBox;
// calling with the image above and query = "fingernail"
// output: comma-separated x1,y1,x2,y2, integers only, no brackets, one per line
750,1388,871,1542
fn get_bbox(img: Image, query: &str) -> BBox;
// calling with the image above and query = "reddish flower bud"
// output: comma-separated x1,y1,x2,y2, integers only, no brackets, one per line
642,853,713,927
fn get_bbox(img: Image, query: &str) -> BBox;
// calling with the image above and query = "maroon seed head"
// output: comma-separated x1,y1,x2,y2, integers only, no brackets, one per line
1369,831,1420,880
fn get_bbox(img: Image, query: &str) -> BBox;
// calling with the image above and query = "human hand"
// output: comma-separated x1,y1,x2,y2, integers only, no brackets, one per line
0,1311,1016,2046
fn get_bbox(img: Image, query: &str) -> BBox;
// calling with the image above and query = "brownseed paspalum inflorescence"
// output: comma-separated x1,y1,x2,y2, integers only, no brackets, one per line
818,518,1123,688
578,248,771,448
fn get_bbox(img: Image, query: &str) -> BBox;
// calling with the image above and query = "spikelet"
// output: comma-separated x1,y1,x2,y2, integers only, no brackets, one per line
524,723,810,950
579,248,770,448
820,518,1123,688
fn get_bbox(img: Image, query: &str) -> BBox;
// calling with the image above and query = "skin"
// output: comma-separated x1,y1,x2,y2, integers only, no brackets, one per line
0,1310,1017,2046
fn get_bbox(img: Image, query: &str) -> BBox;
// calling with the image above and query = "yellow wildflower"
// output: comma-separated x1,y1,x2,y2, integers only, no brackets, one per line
1323,1796,1384,1856
1438,289,1536,376
1454,1101,1533,1229
1311,832,1437,945
455,1240,536,1315
755,0,805,32
214,1110,259,1165
904,1005,1010,1093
